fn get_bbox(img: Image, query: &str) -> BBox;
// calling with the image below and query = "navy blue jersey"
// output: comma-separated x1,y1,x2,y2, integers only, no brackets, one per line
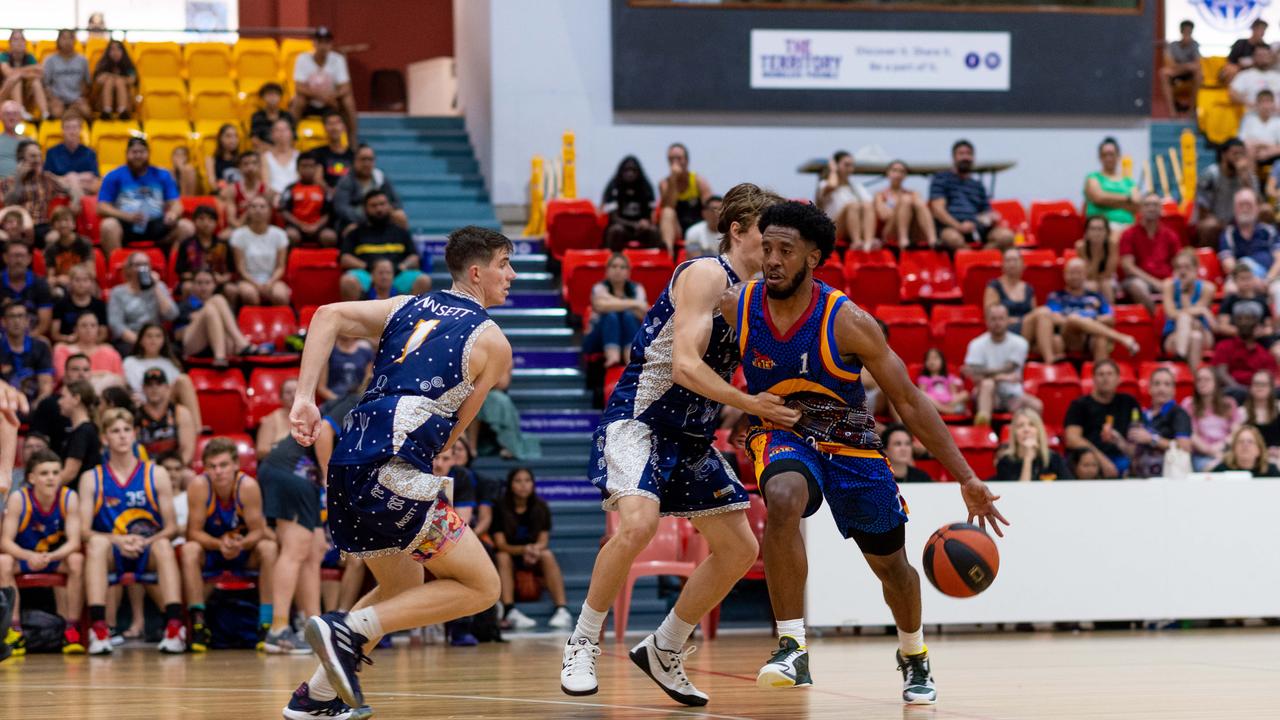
14,486,72,553
331,291,496,475
599,255,741,437
201,473,247,539
89,461,164,536
736,280,881,455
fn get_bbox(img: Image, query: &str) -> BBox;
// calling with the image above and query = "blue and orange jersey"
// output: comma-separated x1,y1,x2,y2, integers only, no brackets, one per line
89,461,164,537
14,486,73,553
202,473,247,539
736,279,881,456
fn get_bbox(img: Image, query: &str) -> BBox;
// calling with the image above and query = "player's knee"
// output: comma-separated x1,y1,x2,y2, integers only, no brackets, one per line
256,539,279,561
978,377,995,393
764,475,809,520
86,533,111,558
473,563,502,608
613,513,658,551
66,552,84,574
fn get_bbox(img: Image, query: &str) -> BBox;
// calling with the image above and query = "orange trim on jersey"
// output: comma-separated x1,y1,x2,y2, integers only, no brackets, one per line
749,433,769,484
737,281,756,358
819,292,860,382
764,378,845,403
92,466,103,516
58,487,70,518
143,462,158,511
814,443,888,460
16,488,32,534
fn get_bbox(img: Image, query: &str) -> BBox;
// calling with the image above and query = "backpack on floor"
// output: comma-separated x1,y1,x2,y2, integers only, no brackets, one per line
19,609,65,652
206,590,260,649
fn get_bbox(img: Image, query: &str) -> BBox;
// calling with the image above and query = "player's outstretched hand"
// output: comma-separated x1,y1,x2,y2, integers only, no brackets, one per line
959,477,1009,538
752,392,802,428
0,379,28,427
289,399,323,447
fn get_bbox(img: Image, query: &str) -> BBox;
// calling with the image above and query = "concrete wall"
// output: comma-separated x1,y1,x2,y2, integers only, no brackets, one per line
454,0,494,192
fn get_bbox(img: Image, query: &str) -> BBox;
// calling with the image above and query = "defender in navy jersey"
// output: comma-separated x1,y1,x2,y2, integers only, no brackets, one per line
281,226,513,720
562,184,801,707
722,202,1009,705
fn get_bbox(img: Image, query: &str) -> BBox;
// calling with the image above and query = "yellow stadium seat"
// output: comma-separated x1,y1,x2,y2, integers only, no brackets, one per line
295,116,327,152
91,119,143,175
37,119,91,152
234,38,281,82
279,38,314,83
1201,56,1228,88
14,122,36,140
139,77,189,122
189,77,240,123
184,42,232,80
1196,88,1243,146
133,42,183,79
144,120,194,166
34,40,66,62
85,38,109,71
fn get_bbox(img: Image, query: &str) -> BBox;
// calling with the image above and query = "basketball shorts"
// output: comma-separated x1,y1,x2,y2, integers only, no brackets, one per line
17,559,61,574
109,544,156,584
326,457,465,563
589,419,749,517
750,429,908,539
202,548,252,578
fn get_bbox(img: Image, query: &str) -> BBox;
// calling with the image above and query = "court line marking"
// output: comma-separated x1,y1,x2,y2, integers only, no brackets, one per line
7,682,757,720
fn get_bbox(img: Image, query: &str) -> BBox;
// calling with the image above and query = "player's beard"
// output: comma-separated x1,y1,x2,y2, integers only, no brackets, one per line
766,266,808,300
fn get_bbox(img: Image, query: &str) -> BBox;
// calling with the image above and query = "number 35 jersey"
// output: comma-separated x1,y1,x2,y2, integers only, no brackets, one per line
330,290,496,475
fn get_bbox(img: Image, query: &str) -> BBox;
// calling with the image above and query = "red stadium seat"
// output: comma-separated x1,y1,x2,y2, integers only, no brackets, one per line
845,264,901,308
286,248,342,309
631,265,673,307
877,305,931,365
603,364,624,405
845,248,897,267
16,573,66,589
561,249,610,318
1023,362,1080,431
193,433,258,475
814,255,844,288
1021,248,1065,303
107,247,166,287
1034,212,1085,254
899,249,960,302
606,514,714,642
954,249,1003,305
622,248,670,268
78,195,101,244
948,425,998,480
1029,200,1079,232
298,305,319,330
1113,305,1158,362
1194,247,1223,285
991,199,1028,234
238,305,298,348
1138,361,1195,405
248,367,299,427
931,305,986,368
546,198,603,260
188,369,248,435
914,457,948,482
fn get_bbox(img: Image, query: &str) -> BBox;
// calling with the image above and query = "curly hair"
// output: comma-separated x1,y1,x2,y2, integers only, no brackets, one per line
757,200,837,264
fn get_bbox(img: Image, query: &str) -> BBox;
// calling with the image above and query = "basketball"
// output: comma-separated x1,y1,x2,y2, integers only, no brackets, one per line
922,523,1000,598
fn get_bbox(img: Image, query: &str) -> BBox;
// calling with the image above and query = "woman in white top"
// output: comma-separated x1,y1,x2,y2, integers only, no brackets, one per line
262,117,300,196
230,195,292,305
816,150,876,251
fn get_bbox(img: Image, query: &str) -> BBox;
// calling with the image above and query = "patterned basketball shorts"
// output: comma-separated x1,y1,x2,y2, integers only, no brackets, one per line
327,457,462,562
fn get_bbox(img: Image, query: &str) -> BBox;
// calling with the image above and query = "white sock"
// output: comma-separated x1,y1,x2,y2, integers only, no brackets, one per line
776,618,806,648
654,609,695,652
572,602,607,643
345,608,383,642
308,666,336,701
897,626,926,656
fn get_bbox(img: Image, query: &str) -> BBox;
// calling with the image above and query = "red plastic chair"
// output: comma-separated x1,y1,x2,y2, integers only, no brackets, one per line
876,305,931,365
238,306,299,362
193,432,258,475
899,249,960,302
78,195,101,244
603,364,624,405
188,369,249,434
546,199,603,260
990,199,1028,234
948,425,998,480
298,305,319,330
814,255,844,289
1034,212,1085,254
1194,247,1223,285
606,515,716,642
286,248,342,309
1029,200,1079,232
845,264,901,308
1113,305,1157,362
931,305,986,368
631,265,673,306
622,248,671,268
247,367,299,427
107,247,166,287
1023,362,1081,431
954,249,1003,305
16,573,66,589
562,249,611,318
844,248,897,268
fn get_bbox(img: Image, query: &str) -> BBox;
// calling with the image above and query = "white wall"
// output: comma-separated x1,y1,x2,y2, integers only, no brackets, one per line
478,0,1151,213
454,0,494,191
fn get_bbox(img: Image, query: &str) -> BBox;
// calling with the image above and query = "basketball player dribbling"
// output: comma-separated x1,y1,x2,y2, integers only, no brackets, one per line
281,226,516,720
560,183,802,706
721,201,1009,704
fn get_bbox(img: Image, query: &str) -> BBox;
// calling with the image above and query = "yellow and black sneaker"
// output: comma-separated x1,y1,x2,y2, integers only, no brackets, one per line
62,626,85,654
756,636,812,689
191,622,212,653
4,627,26,658
256,623,270,652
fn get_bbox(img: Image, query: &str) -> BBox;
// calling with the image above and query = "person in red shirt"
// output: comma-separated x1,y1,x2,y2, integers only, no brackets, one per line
1120,192,1184,314
1212,304,1278,401
279,151,336,247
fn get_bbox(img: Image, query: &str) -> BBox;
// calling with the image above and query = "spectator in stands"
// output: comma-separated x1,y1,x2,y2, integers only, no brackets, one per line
2,139,78,245
1035,257,1138,364
916,348,969,417
107,253,178,347
280,151,336,247
983,248,1036,335
1232,45,1280,108
43,208,92,291
173,206,234,299
874,160,937,249
121,324,201,432
1217,187,1280,306
10,433,49,487
318,335,373,402
601,155,660,251
41,29,90,120
312,110,352,189
86,13,107,39
1240,90,1280,163
0,101,22,178
0,207,25,243
51,264,106,344
169,145,198,198
681,195,722,259
363,258,398,300
1128,367,1193,478
1196,138,1258,247
1212,424,1279,475
1224,18,1270,84
204,123,243,193
1064,359,1142,478
993,407,1071,481
0,300,52,405
332,145,407,233
290,27,358,139
492,467,571,631
1075,215,1119,305
80,407,185,655
43,112,99,194
1212,303,1278,399
338,189,428,301
1,241,53,338
136,368,196,479
1084,138,1139,236
98,138,190,254
255,378,296,458
658,142,712,252
0,31,48,120
175,269,262,369
26,353,86,452
249,82,294,151
929,139,1014,250
1119,192,1182,314
52,312,121,385
1244,370,1280,460
56,379,97,488
91,39,135,120
583,252,647,368
262,118,299,197
474,364,541,460
817,150,875,251
1185,365,1246,471
222,151,274,234
963,303,1041,426
1162,248,1216,370
882,424,931,483
1162,19,1201,116
1070,449,1102,480
0,448,85,655
229,195,291,306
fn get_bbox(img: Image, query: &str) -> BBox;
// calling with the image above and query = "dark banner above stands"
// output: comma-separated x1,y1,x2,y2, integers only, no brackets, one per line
612,0,1153,115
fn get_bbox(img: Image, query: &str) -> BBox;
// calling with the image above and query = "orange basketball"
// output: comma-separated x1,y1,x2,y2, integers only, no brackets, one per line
922,522,1000,598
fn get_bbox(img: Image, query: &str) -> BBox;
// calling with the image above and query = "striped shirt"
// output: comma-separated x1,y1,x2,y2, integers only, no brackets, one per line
928,170,990,223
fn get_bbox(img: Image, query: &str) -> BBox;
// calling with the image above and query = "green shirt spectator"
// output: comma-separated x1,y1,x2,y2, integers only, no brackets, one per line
1084,137,1139,226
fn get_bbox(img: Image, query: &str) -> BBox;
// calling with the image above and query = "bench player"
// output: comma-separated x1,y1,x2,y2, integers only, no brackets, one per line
722,201,1008,704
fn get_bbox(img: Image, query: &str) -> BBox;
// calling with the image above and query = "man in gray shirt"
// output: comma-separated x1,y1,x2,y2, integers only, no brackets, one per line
332,144,407,235
42,29,90,119
0,101,23,178
1162,19,1201,117
1196,137,1260,247
106,251,178,350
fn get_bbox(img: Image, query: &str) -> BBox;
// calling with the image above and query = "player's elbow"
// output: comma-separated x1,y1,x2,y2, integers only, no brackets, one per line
672,354,697,387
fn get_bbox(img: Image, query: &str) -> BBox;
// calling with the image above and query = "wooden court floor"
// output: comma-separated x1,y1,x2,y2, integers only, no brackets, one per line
1,628,1276,719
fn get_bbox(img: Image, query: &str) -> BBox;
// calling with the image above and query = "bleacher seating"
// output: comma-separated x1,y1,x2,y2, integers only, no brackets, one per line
247,367,299,427
189,369,249,435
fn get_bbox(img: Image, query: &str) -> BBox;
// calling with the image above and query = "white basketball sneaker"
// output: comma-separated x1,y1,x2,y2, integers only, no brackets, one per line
560,635,601,696
506,607,537,631
897,649,938,704
628,634,709,707
547,607,574,630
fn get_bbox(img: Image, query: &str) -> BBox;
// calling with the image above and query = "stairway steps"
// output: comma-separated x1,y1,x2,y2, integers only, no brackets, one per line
378,155,479,175
358,115,464,129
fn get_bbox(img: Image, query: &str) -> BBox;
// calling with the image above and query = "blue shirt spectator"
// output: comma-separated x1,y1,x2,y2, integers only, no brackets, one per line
1218,217,1280,277
45,142,98,177
1046,288,1110,320
98,163,180,225
929,170,991,224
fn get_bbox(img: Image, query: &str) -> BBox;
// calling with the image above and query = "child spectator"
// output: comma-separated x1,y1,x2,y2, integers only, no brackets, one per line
1162,248,1216,371
582,252,648,368
1075,216,1119,305
249,82,295,151
0,448,85,655
493,468,571,631
52,312,122,384
92,40,135,120
280,151,336,247
682,195,722,259
1183,365,1245,471
1218,260,1276,344
915,347,969,416
882,424,931,483
203,123,243,193
993,408,1071,481
601,155,660,251
1070,448,1103,480
43,209,93,291
318,335,373,402
229,195,291,306
172,205,235,299
0,207,27,244
1211,424,1280,475
312,110,353,188
874,160,937,249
